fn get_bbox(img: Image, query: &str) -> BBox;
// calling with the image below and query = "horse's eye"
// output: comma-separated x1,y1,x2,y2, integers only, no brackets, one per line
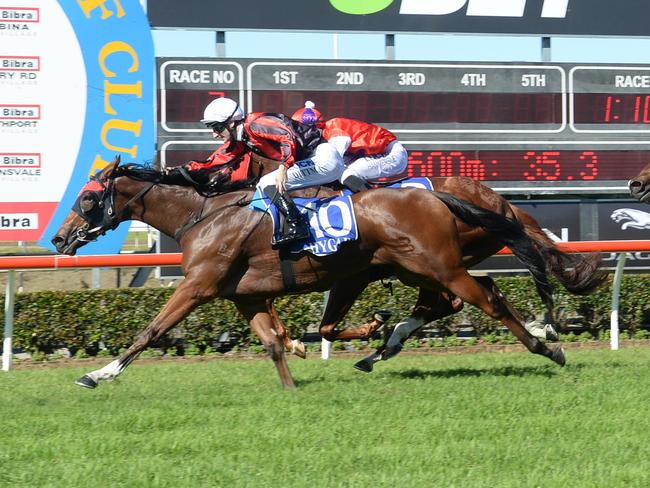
80,193,96,213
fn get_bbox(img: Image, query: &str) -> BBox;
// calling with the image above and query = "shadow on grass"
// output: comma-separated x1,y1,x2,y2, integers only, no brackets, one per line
291,365,563,387
390,364,564,380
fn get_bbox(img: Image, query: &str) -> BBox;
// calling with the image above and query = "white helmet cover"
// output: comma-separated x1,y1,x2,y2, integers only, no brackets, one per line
201,97,244,124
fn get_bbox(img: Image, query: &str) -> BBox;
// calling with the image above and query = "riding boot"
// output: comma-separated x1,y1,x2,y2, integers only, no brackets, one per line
342,175,372,193
269,191,310,248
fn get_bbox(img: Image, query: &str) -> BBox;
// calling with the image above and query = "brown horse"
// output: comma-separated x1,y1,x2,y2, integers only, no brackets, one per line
287,176,606,371
205,156,604,369
52,157,570,389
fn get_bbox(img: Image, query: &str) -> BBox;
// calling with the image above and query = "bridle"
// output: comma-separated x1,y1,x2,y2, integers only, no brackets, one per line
72,173,155,243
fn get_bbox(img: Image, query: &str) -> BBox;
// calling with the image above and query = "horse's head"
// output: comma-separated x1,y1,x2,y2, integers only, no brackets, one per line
51,156,123,255
629,161,650,203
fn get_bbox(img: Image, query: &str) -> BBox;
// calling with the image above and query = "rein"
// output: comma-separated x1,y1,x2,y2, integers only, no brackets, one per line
173,193,255,242
171,185,332,242
119,180,156,221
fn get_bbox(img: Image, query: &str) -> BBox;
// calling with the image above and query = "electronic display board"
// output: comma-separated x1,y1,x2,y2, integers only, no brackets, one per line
158,59,650,194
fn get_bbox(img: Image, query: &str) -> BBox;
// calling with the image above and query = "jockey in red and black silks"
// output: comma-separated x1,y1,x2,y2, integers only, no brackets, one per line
185,112,308,173
171,97,341,249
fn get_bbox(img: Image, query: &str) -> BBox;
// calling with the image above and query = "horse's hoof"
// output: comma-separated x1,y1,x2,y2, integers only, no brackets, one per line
354,358,374,373
381,344,403,361
291,339,307,359
373,310,392,324
550,347,566,367
75,374,98,389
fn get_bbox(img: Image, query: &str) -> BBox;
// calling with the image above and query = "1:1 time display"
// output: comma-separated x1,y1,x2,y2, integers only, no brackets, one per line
573,93,650,124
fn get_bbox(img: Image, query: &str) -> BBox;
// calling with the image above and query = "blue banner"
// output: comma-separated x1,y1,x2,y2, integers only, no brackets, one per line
39,0,154,254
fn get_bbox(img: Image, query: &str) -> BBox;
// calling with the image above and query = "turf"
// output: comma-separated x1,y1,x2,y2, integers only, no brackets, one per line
2,349,650,487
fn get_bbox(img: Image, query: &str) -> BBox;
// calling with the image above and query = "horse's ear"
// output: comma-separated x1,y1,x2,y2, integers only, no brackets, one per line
115,155,121,164
101,156,121,179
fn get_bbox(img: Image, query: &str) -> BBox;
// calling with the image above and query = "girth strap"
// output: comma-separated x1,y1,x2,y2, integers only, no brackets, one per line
279,249,297,293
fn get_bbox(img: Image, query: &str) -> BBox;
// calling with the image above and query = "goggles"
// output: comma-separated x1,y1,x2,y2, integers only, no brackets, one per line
205,120,229,133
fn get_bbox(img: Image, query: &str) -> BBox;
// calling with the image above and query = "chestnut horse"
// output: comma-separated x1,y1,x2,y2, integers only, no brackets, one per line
201,156,605,370
52,157,570,389
276,176,606,371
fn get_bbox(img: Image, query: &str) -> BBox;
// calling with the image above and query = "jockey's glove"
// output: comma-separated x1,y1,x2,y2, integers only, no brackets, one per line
164,166,184,177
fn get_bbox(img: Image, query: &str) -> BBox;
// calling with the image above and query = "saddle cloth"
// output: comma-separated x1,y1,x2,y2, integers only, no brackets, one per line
249,189,358,256
249,177,433,256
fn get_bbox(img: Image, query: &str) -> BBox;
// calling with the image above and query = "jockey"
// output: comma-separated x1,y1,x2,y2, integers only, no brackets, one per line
291,102,408,193
171,97,342,248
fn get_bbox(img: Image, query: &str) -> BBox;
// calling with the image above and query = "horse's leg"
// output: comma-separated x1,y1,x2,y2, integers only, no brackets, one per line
318,273,389,341
266,299,306,359
268,273,391,358
471,276,559,342
473,276,560,341
236,301,296,389
75,277,214,389
373,276,555,365
441,271,565,366
355,288,464,372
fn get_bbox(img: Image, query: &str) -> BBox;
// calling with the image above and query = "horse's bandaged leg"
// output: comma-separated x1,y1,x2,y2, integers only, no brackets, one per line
525,321,559,341
382,317,427,360
86,359,124,383
386,317,426,348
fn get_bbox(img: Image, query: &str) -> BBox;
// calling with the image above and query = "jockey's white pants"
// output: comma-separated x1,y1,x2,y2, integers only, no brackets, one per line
340,141,408,182
258,142,344,192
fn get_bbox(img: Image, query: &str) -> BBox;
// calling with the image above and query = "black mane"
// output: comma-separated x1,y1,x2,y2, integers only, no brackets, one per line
111,162,256,197
113,163,164,183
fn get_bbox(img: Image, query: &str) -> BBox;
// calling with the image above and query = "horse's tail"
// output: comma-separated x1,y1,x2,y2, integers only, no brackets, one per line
511,206,607,295
432,191,556,312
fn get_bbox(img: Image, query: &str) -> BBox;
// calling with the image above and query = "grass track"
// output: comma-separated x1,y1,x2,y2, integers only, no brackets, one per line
2,349,650,487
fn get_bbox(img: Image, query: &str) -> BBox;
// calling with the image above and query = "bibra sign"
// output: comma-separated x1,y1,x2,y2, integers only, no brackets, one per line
148,0,650,37
0,1,154,251
0,213,38,230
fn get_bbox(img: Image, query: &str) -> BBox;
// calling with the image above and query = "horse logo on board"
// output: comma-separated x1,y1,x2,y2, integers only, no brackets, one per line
611,208,650,230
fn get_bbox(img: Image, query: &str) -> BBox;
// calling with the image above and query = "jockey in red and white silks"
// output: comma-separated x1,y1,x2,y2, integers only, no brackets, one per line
292,101,408,192
322,117,408,191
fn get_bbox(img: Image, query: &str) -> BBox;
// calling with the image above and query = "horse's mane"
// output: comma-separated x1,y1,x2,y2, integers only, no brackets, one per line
113,163,163,183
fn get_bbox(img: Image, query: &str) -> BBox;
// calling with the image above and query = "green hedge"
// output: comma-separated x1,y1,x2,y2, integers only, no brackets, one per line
6,274,650,355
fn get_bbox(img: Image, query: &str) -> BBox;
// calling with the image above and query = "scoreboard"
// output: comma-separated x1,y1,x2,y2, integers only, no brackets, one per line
157,58,650,195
